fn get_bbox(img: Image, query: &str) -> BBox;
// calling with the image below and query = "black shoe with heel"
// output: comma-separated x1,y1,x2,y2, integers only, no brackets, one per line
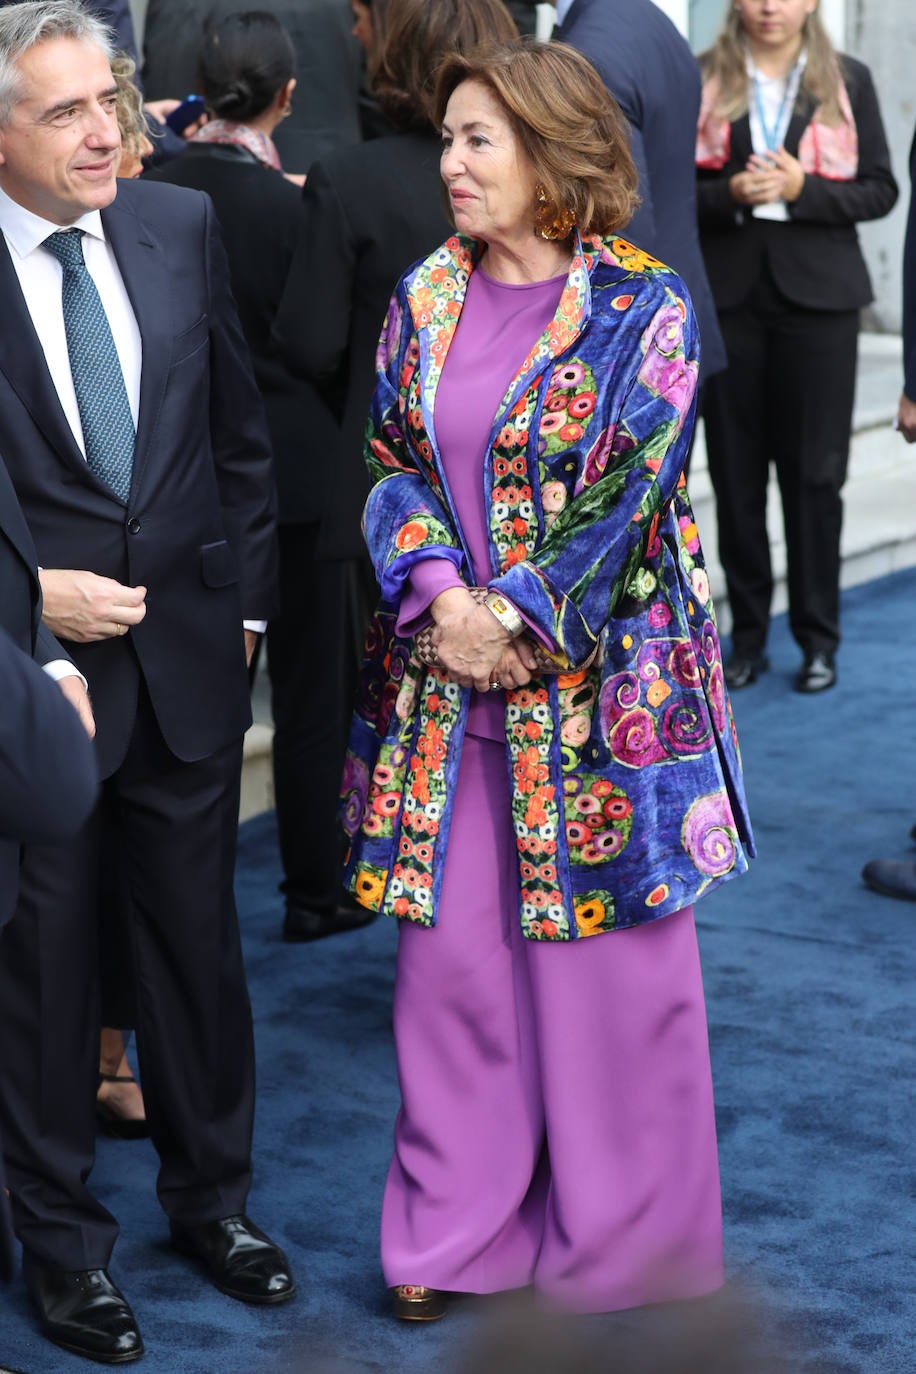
795,651,836,694
95,1073,149,1140
723,654,769,690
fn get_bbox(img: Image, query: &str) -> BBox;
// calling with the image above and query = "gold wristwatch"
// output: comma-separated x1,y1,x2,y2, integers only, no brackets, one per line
484,590,524,637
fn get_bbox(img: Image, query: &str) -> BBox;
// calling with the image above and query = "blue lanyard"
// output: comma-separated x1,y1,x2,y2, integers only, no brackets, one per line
751,60,803,152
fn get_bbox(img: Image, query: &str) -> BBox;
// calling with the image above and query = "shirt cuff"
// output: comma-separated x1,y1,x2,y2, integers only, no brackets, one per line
243,620,267,634
396,559,467,637
43,659,89,691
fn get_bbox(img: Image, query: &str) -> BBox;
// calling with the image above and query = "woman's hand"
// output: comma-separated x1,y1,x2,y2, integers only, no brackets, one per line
428,586,516,692
732,150,805,207
487,640,539,692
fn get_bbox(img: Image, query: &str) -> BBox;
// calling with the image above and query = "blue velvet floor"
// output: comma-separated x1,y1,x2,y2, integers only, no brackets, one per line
2,572,915,1373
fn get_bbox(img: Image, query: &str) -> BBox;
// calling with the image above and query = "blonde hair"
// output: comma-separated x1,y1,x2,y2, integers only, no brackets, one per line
699,2,843,126
111,53,149,161
432,40,639,237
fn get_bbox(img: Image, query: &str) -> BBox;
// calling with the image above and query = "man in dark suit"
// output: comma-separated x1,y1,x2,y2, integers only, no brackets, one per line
861,121,916,902
554,0,726,382
0,2,289,1362
0,455,99,1286
0,0,137,56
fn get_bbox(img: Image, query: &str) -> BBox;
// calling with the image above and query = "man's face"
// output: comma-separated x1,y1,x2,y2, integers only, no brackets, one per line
0,36,121,225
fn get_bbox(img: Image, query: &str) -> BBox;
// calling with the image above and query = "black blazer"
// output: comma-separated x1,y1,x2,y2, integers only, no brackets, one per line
0,178,278,778
142,0,362,175
559,0,726,381
903,127,916,401
145,143,337,525
273,130,451,559
697,56,898,313
0,458,98,928
0,457,98,1279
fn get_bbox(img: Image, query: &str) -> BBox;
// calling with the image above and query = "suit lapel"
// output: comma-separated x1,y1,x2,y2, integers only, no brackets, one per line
0,238,87,473
101,194,171,506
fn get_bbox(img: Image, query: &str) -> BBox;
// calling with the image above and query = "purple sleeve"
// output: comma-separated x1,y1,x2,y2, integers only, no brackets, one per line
396,558,466,636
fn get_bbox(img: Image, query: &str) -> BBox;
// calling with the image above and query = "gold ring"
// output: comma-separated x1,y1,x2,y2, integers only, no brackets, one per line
115,622,125,635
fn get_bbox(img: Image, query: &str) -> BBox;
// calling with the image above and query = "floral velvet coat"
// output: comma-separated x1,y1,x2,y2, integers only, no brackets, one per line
341,231,754,941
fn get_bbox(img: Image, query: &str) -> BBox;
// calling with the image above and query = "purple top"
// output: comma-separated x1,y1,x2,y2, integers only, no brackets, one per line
397,260,565,738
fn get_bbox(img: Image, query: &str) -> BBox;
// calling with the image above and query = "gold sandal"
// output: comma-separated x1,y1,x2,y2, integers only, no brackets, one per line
390,1284,447,1321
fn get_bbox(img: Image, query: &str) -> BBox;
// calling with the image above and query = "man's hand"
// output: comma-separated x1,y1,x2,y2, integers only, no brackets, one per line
57,674,96,738
39,569,147,642
897,392,916,443
244,628,259,667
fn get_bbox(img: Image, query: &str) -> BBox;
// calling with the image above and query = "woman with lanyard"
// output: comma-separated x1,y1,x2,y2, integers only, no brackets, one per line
695,0,896,694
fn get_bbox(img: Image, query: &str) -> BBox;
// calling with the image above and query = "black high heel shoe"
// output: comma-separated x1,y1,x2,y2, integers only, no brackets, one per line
96,1072,150,1140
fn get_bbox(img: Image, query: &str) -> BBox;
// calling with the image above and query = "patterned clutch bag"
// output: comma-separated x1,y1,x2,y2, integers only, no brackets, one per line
413,587,598,676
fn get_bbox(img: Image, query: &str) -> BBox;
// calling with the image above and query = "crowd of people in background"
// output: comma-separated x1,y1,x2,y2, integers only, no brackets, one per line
0,0,911,1365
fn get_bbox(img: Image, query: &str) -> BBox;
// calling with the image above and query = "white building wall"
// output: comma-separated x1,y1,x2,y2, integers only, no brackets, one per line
848,0,915,332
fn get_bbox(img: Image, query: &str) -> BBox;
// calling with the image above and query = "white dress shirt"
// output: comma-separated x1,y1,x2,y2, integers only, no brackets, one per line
0,185,142,448
746,52,806,223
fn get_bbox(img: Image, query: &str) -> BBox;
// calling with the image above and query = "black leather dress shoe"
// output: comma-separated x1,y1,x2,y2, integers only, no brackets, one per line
861,858,916,902
283,897,377,943
723,654,769,690
23,1258,143,1364
170,1215,295,1304
795,651,836,694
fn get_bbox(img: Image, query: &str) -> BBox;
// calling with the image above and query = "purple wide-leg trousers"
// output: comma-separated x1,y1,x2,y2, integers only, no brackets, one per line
381,735,724,1314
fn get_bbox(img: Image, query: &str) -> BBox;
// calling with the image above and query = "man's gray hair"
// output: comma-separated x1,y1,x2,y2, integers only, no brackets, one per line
0,1,114,124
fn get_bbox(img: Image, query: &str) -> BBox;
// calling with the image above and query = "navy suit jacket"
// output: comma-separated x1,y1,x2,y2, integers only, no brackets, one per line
904,127,916,401
0,458,98,926
0,456,98,1278
0,178,278,779
558,0,726,380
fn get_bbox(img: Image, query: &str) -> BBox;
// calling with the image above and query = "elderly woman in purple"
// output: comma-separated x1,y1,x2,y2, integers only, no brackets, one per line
341,40,754,1320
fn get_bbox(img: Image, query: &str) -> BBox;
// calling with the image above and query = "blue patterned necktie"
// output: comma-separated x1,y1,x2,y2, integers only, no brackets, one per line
43,229,135,503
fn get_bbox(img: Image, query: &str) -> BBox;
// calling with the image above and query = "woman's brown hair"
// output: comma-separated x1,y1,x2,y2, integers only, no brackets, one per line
370,0,519,133
432,40,639,238
700,1,842,125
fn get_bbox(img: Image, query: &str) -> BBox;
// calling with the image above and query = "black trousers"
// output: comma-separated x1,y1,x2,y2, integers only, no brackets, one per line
266,522,375,913
0,688,254,1268
703,267,859,659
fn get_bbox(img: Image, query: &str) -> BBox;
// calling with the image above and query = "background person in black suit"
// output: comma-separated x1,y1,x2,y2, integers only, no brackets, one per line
0,0,137,57
0,1,289,1362
554,0,726,386
146,9,373,942
696,0,897,695
271,0,519,942
142,0,362,175
0,455,99,1284
860,121,916,903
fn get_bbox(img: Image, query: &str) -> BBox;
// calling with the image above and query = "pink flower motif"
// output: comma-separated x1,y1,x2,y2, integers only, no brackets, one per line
682,791,738,878
647,601,671,629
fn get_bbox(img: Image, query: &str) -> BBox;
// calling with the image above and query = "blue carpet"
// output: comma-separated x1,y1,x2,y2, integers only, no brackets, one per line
2,572,915,1373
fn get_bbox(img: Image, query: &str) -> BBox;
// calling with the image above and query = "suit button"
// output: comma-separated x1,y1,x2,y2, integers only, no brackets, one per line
127,517,141,534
